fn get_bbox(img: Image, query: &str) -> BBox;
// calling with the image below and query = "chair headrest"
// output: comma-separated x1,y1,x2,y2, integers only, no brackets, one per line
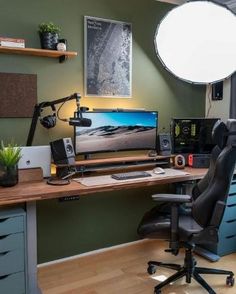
212,120,228,149
226,119,236,146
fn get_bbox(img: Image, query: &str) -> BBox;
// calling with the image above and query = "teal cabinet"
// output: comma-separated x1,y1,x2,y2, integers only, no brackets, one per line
204,177,236,256
0,208,27,294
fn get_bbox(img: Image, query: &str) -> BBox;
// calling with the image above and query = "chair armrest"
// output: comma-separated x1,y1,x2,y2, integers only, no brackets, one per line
152,194,191,203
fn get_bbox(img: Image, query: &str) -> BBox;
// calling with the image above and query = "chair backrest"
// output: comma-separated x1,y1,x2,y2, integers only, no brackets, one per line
192,121,228,200
192,120,236,228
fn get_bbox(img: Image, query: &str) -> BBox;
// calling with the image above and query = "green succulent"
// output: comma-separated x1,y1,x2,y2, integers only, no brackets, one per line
38,22,61,34
0,141,21,167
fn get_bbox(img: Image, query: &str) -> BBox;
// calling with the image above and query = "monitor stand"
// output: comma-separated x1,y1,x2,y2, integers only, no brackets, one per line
84,154,92,160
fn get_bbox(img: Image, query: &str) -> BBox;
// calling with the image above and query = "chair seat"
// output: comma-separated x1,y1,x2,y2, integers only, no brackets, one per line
138,207,203,242
137,205,171,239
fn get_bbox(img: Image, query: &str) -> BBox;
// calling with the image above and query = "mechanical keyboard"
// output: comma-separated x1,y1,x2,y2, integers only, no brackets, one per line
111,171,152,180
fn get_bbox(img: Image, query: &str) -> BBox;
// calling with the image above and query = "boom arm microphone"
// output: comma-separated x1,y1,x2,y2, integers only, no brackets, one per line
68,117,92,127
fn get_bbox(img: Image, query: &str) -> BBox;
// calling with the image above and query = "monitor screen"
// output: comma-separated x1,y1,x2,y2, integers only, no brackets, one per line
171,117,219,154
75,111,158,155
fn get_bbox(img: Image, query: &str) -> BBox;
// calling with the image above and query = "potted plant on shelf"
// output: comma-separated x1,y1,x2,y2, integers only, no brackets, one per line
38,22,61,50
0,141,21,187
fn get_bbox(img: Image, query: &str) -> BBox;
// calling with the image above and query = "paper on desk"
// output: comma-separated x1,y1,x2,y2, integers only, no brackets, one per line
73,168,190,187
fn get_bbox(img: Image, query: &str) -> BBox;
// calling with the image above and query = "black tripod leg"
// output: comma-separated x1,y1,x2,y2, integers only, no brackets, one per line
155,268,186,291
193,271,216,294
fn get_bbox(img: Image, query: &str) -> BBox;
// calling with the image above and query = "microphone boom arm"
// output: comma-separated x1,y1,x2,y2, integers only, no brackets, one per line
26,93,81,146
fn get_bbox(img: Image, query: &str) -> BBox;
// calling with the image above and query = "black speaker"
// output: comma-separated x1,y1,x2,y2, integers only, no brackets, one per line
50,138,75,165
212,81,223,100
157,133,172,156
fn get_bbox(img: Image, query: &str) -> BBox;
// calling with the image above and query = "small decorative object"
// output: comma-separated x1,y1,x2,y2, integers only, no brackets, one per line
57,38,67,51
38,22,61,50
0,141,21,187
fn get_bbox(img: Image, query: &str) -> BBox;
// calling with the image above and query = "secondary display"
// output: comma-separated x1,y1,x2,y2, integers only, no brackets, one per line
75,111,158,155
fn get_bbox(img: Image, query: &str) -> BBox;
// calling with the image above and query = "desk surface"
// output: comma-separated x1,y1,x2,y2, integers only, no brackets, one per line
0,167,206,206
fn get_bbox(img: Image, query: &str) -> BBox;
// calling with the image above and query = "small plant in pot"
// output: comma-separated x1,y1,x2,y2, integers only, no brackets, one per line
38,22,61,50
0,141,21,187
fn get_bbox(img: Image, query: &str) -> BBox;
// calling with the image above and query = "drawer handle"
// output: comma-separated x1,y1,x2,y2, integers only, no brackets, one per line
0,218,8,223
0,274,9,280
226,234,236,239
226,219,236,223
229,193,236,197
0,235,9,240
227,204,236,208
0,251,9,256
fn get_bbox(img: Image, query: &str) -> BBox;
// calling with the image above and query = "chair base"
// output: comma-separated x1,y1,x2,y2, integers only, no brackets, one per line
148,246,234,294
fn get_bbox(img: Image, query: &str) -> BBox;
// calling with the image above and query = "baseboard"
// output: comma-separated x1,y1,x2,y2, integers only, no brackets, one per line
38,239,149,268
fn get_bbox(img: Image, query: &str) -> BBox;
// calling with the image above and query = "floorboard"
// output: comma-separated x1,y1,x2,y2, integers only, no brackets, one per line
38,240,236,294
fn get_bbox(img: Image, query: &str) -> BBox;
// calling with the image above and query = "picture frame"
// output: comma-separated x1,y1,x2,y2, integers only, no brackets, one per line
84,16,132,98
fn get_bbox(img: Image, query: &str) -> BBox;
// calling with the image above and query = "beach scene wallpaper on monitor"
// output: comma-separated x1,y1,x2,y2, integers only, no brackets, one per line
75,112,158,154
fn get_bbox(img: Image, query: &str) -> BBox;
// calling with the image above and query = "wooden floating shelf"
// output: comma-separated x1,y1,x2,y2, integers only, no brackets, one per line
0,46,77,63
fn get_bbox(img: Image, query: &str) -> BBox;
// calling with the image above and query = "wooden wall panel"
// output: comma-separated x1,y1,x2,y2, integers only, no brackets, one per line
0,72,37,118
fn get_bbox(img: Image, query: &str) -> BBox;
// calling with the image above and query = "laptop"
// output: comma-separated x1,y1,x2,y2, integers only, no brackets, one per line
18,146,51,178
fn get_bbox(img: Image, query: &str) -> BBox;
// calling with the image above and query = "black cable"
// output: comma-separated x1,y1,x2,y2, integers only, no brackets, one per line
57,95,72,122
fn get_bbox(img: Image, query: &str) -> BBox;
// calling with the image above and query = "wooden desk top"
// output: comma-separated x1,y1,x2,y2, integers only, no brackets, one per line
0,168,206,206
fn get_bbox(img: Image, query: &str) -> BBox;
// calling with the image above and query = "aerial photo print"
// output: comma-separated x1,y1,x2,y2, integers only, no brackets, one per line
84,16,132,98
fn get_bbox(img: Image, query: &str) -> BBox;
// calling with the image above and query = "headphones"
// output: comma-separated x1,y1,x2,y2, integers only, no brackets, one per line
39,104,57,129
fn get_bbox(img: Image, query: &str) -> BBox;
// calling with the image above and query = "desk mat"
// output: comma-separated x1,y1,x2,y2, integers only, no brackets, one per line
74,169,190,187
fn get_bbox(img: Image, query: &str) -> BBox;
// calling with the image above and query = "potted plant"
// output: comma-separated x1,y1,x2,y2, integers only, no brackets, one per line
38,22,61,50
0,141,21,187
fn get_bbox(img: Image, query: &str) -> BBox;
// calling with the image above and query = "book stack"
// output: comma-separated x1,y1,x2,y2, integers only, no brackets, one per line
0,37,25,48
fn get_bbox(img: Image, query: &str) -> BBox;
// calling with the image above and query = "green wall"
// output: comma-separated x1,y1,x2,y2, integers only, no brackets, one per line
0,0,205,263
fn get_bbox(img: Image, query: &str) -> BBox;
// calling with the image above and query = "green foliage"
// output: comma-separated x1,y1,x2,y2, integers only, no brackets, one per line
0,141,21,167
38,22,61,34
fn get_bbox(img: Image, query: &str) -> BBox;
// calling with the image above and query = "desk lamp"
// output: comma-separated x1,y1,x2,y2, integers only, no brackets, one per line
26,93,91,146
155,0,236,84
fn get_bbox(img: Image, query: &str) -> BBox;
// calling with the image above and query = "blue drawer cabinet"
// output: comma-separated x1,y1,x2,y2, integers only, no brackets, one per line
0,272,25,294
204,177,236,256
0,208,27,294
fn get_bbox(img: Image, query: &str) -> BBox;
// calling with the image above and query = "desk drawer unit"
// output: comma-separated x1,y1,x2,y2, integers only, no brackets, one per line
0,208,27,294
205,178,236,256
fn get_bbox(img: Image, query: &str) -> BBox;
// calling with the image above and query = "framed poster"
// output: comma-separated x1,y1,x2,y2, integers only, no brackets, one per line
84,16,132,98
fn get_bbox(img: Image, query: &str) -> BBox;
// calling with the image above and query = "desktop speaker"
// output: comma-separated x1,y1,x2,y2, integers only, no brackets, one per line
50,138,75,165
212,81,223,101
174,154,185,169
157,133,172,156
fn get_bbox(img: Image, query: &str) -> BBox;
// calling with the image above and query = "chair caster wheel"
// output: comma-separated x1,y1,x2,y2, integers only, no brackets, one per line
147,265,156,275
154,289,161,294
226,275,235,286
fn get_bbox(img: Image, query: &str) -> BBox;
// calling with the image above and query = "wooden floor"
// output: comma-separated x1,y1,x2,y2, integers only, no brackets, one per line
38,240,236,294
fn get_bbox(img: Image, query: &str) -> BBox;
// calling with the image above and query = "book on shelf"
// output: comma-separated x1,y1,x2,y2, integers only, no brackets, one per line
0,37,25,48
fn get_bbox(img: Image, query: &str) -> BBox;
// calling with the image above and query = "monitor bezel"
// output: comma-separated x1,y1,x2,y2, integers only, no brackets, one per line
74,110,158,156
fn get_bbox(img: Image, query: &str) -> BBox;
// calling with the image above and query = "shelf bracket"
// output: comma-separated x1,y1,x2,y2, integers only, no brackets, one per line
59,55,68,63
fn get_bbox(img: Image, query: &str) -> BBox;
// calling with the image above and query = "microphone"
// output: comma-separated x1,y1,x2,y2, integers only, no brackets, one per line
68,117,92,127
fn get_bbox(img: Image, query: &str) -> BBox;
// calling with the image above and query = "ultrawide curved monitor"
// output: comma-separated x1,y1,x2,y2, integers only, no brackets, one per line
74,111,158,155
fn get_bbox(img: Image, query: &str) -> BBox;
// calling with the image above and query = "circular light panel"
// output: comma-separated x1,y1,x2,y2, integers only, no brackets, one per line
155,1,236,84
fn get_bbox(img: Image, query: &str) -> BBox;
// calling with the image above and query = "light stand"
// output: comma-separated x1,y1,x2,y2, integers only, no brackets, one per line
26,93,91,146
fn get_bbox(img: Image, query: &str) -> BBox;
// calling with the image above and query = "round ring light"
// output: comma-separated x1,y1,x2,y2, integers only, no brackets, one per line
155,1,236,84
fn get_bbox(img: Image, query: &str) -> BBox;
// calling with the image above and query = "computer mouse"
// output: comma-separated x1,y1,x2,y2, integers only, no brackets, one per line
153,167,165,174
